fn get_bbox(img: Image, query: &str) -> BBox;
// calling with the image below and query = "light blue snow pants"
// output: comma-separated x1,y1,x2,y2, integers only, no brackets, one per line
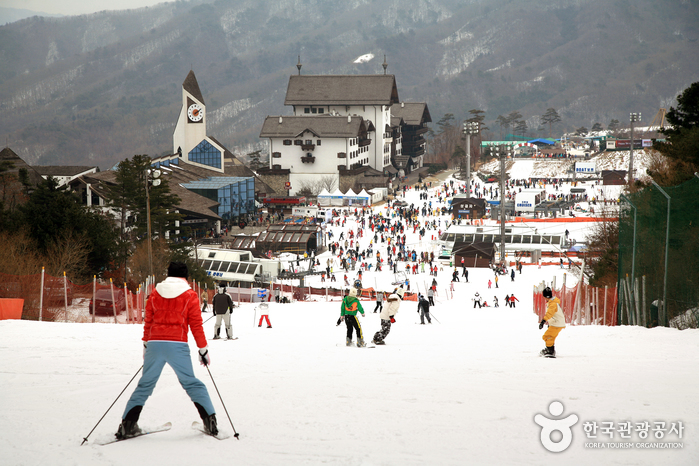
123,341,215,418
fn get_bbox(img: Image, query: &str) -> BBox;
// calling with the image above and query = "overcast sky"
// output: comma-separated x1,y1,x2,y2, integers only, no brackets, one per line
2,0,167,16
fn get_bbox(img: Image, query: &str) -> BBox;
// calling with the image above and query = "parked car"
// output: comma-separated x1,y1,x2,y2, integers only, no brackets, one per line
89,289,126,315
44,278,73,305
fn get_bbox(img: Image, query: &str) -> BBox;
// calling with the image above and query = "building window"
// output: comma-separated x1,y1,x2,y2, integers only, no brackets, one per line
311,108,317,114
305,140,312,145
283,139,292,145
317,140,321,146
294,140,302,145
304,108,310,114
318,108,324,114
188,139,221,169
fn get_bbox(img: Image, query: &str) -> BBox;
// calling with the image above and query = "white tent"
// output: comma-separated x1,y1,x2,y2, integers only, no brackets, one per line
344,188,356,205
317,188,331,206
356,189,371,206
330,188,344,206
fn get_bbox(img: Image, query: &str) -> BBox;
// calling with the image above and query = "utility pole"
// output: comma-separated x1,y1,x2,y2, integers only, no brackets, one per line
145,168,161,278
487,143,513,262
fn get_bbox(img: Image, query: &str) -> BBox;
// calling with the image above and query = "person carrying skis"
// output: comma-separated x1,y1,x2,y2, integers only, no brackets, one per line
374,290,384,313
212,283,234,340
417,293,432,324
373,286,403,345
340,287,366,347
117,262,217,439
539,287,565,358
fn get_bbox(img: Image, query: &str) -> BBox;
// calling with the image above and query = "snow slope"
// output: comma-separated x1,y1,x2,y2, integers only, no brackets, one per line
1,278,697,465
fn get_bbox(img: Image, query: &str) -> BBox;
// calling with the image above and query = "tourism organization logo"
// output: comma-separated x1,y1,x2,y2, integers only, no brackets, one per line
534,401,579,452
534,401,685,452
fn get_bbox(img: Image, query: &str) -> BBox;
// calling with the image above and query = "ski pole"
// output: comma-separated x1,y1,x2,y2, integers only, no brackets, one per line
80,365,143,445
203,314,215,325
204,365,240,439
428,311,441,324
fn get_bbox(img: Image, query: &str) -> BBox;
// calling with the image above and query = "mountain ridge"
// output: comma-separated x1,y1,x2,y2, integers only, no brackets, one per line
0,0,697,168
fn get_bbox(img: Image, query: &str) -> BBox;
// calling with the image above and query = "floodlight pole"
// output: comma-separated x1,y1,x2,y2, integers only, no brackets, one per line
462,121,480,198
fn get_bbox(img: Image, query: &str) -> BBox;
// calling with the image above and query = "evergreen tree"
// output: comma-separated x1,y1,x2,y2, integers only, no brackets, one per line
540,108,561,138
17,177,118,278
591,122,604,133
654,81,699,169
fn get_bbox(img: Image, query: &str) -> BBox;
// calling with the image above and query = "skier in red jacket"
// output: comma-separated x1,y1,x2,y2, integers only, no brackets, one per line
116,262,217,439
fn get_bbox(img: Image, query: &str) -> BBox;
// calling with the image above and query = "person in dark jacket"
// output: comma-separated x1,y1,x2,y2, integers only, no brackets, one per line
212,283,235,340
417,293,432,324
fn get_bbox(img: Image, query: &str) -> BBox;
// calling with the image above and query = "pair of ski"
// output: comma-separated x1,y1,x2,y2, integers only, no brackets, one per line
95,421,230,445
211,337,238,341
337,342,376,348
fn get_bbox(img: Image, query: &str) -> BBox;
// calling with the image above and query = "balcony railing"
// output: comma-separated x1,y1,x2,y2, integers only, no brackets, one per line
301,156,316,163
358,139,371,147
301,144,315,151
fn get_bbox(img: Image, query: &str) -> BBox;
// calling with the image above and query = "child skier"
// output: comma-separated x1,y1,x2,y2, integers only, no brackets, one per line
340,288,366,347
539,287,565,358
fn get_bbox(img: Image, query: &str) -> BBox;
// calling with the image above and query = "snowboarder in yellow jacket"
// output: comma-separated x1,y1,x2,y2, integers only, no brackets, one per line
340,288,366,347
539,287,565,358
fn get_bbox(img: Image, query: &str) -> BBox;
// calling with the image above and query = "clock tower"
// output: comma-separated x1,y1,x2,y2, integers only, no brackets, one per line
173,70,224,172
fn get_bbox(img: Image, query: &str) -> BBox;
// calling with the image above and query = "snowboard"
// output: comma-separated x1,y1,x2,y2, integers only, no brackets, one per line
192,421,231,440
94,422,172,445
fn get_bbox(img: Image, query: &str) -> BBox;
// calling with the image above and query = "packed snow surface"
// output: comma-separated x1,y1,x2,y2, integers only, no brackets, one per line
1,170,697,465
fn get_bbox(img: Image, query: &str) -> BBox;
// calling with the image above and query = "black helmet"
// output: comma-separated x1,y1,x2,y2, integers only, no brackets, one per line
542,287,553,299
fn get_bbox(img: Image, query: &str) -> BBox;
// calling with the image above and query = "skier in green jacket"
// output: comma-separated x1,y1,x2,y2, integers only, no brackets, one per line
339,288,366,347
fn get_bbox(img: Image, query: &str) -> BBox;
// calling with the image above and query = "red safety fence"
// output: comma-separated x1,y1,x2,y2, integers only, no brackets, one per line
533,281,618,326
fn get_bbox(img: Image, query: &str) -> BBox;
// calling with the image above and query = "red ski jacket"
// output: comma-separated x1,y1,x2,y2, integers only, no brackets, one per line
142,277,207,349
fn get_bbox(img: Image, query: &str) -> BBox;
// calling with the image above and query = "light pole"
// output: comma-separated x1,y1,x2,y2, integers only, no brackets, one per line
463,121,480,198
145,168,161,278
628,112,641,185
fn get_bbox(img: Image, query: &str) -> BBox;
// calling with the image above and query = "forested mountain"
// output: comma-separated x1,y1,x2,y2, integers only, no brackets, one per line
0,0,697,168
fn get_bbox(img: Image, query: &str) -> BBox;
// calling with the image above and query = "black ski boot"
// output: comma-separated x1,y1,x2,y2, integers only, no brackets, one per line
213,328,221,340
545,346,556,358
116,406,142,439
195,403,218,436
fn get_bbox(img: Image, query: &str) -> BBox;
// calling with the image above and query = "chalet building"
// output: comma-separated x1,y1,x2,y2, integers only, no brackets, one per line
259,67,430,195
391,102,431,174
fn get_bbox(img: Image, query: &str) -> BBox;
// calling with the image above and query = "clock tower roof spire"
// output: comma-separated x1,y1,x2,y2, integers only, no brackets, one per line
183,70,205,105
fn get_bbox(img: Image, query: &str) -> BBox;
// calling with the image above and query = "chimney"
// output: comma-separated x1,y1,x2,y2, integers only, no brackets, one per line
279,116,283,124
401,102,404,108
348,115,351,123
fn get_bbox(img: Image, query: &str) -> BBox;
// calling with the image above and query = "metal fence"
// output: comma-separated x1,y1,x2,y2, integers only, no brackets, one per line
618,176,699,328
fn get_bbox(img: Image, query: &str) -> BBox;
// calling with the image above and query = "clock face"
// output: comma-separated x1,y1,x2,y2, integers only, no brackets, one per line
187,103,203,122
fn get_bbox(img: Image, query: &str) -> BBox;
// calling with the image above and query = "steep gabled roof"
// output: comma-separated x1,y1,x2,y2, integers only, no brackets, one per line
391,102,432,125
284,75,399,106
0,147,44,186
183,70,205,105
259,115,367,139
